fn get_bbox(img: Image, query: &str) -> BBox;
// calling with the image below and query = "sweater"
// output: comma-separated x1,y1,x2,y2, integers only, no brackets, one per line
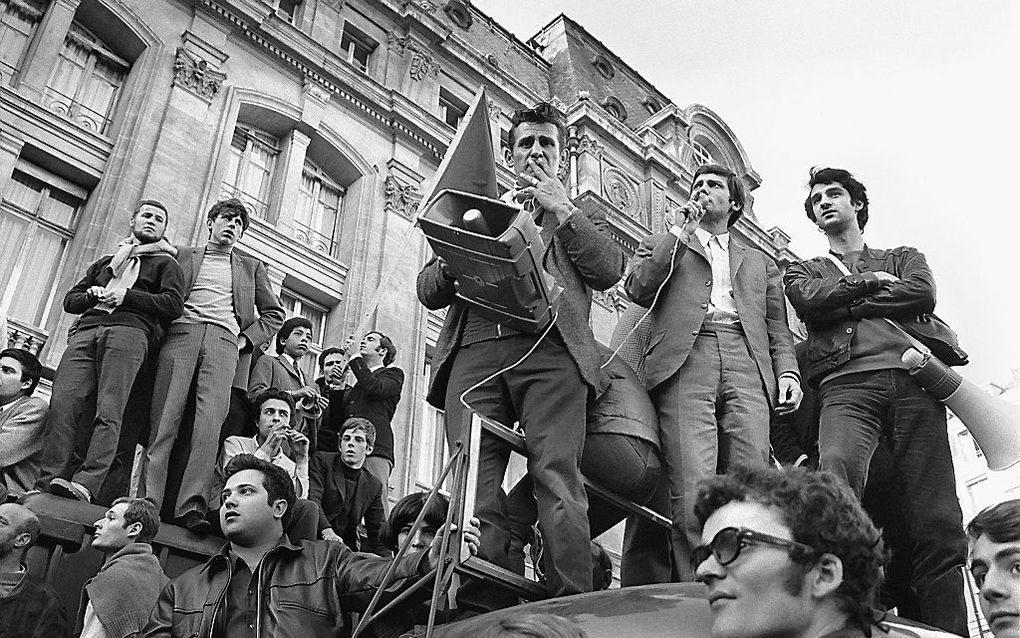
76,543,168,638
0,571,69,638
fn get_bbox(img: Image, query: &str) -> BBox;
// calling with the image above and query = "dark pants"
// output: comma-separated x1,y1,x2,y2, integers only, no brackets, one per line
507,433,660,583
818,369,968,636
444,333,592,613
36,324,148,496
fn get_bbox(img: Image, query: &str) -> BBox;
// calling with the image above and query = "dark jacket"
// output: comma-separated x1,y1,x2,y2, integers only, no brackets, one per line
314,376,345,453
0,572,69,638
141,536,428,638
64,253,185,338
337,359,404,463
309,452,388,556
784,245,951,386
75,542,168,638
417,205,625,408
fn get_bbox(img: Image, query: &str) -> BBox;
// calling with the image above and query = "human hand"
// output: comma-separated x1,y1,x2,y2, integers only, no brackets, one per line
428,517,481,569
321,528,342,542
87,285,105,299
98,287,126,305
285,430,309,461
258,426,286,458
292,385,319,400
519,156,572,223
315,393,330,411
871,271,899,284
237,334,249,352
678,199,706,236
775,377,803,415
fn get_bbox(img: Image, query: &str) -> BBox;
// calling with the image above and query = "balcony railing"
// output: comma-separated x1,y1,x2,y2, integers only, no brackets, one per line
42,86,113,135
218,183,270,221
291,219,337,257
5,316,48,355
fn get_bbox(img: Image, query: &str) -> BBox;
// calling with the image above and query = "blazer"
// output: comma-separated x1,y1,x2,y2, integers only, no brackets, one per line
337,358,404,463
0,395,48,492
308,452,388,555
417,205,626,408
624,231,798,408
248,355,321,449
176,246,285,388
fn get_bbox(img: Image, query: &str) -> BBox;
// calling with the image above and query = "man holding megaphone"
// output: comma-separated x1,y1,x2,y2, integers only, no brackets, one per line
784,166,968,635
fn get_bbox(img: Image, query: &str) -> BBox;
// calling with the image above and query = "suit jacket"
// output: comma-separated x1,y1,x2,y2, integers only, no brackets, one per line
248,355,321,449
308,452,388,555
175,246,285,388
624,231,798,407
337,358,404,463
417,205,626,408
0,395,48,492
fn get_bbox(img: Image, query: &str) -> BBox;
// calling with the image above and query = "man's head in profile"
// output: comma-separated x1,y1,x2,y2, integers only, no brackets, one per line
693,466,887,638
969,499,1020,638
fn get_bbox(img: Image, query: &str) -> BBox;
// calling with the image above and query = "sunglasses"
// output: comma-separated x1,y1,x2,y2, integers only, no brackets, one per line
692,526,814,571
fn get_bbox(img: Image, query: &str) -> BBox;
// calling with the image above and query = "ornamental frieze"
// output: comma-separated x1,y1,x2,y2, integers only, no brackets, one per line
384,175,422,220
172,47,226,100
389,34,437,81
602,166,639,219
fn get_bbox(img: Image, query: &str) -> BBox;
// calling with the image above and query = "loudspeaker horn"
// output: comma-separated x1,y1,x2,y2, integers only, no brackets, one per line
903,348,1020,471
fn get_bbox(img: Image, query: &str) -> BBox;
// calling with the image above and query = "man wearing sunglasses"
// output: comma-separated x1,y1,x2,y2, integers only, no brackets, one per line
693,466,887,638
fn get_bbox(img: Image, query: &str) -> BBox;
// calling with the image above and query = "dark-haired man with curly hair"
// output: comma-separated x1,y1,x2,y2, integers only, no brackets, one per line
784,167,968,634
693,466,887,638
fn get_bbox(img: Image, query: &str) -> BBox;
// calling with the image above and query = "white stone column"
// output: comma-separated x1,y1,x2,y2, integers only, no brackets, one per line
273,128,311,239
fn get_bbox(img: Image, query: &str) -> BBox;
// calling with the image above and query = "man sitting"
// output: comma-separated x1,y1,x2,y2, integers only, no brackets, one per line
78,498,168,638
0,502,69,637
0,348,47,493
217,388,322,541
693,466,888,638
142,454,479,637
309,417,387,555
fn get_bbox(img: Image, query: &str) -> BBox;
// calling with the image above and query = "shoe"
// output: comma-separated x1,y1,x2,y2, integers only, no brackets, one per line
49,478,92,503
176,510,211,536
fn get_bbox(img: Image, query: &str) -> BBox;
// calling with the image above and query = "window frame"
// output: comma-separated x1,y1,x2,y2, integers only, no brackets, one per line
438,87,467,129
278,288,330,382
340,21,376,73
293,158,345,257
220,125,281,220
0,0,46,84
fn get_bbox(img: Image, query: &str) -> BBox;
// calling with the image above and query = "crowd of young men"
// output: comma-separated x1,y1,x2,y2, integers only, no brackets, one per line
0,97,997,637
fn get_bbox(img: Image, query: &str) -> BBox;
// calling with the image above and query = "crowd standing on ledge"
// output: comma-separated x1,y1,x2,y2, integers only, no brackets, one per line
0,100,994,638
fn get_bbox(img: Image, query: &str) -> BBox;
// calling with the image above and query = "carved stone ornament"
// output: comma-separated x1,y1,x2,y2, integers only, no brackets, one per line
486,98,502,122
173,47,226,100
384,175,422,219
577,134,603,158
414,0,439,12
390,35,435,81
602,166,639,218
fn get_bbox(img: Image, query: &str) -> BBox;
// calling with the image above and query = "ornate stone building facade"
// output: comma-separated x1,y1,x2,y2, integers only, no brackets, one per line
0,0,794,535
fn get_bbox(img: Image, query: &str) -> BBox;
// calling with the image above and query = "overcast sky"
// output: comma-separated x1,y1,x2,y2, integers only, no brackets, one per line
475,0,1020,388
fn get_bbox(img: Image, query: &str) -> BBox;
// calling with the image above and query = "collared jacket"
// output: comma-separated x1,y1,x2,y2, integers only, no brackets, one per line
784,244,953,387
141,536,429,638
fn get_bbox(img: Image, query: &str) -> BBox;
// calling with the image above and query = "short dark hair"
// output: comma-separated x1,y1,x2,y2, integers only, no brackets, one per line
692,163,746,227
341,417,376,448
367,331,396,366
591,540,613,591
0,348,41,396
509,102,566,149
134,199,168,220
381,491,450,551
318,347,344,369
222,453,296,513
207,198,251,232
276,317,313,354
111,497,160,543
251,387,295,418
694,466,887,635
968,499,1020,544
804,167,869,231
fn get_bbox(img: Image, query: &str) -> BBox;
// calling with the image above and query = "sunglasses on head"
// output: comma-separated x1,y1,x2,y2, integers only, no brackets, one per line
692,526,815,571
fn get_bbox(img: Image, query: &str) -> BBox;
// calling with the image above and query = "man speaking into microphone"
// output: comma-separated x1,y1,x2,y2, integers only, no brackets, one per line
417,102,625,613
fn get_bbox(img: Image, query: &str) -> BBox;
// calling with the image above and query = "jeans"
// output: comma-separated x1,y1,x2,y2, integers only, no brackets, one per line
818,368,968,636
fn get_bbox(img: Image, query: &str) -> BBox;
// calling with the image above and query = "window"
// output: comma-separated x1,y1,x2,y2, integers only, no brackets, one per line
415,354,450,491
0,0,45,84
642,97,661,115
340,22,375,72
44,21,128,135
275,0,299,24
220,125,280,220
0,161,85,329
689,139,713,168
279,289,328,382
294,159,343,257
444,0,472,29
592,54,615,79
439,88,467,129
602,96,626,122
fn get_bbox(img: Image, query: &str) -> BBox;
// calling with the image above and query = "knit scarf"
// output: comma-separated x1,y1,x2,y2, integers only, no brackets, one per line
94,237,174,313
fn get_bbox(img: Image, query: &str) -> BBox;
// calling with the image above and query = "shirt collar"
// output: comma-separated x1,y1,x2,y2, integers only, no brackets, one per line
694,227,729,248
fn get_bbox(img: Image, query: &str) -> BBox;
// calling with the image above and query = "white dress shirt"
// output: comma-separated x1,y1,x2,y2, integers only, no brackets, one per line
694,227,740,324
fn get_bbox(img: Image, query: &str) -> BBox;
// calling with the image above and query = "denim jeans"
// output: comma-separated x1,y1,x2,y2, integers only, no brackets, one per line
818,368,968,635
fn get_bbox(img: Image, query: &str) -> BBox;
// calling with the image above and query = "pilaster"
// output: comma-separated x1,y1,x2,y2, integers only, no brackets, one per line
19,0,80,98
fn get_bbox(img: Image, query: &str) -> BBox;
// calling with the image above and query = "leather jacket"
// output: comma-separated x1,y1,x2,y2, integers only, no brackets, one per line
142,536,429,638
784,245,952,386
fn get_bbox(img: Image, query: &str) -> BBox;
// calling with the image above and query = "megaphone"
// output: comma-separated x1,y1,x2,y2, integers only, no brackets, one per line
903,348,1020,471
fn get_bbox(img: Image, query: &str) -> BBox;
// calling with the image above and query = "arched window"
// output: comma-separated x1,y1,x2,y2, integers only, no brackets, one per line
294,158,344,256
0,0,47,84
603,96,626,122
44,21,128,135
220,125,280,220
689,139,714,168
592,54,615,79
642,97,661,115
